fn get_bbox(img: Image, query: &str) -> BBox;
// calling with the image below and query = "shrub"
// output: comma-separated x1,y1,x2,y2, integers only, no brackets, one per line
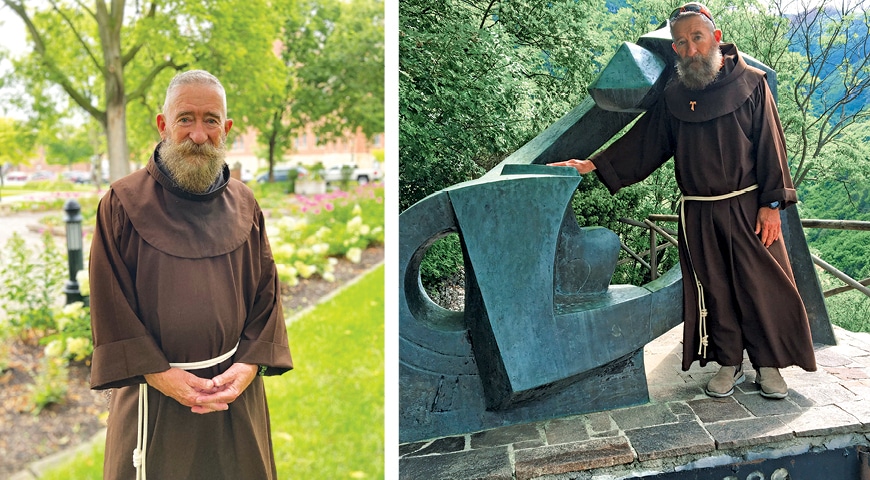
42,301,93,362
270,185,384,286
420,234,463,288
0,232,67,340
29,355,69,414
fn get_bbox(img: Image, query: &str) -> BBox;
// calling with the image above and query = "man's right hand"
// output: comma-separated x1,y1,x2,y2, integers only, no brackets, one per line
548,159,597,174
144,368,228,414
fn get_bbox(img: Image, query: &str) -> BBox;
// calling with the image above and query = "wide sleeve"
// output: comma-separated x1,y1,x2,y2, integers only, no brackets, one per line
234,206,294,376
590,100,676,195
89,191,170,390
751,80,798,208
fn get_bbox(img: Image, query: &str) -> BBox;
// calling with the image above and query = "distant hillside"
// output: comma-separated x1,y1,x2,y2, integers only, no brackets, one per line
799,179,870,279
784,7,870,116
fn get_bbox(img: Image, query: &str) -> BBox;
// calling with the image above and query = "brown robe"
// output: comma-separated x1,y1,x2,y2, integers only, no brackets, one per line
89,150,294,479
591,44,816,372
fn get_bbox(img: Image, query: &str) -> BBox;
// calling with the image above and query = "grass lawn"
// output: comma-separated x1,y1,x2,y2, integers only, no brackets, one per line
0,186,45,199
39,264,385,479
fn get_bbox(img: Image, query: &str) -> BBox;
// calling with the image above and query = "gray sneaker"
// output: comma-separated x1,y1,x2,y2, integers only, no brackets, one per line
756,367,788,399
705,364,745,398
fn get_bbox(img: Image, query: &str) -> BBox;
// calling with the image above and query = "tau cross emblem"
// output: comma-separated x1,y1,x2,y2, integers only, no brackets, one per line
690,101,697,111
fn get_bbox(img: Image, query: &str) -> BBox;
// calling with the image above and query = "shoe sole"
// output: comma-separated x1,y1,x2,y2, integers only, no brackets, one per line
705,372,746,398
758,386,788,399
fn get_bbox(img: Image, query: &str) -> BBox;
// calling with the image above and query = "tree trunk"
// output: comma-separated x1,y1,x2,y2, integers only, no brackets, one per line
99,0,130,182
105,92,130,181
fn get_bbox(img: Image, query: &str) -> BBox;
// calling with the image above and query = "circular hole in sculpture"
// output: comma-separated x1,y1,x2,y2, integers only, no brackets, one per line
420,233,465,312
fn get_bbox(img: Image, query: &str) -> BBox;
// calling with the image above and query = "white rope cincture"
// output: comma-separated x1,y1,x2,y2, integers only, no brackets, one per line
679,184,759,359
134,340,240,480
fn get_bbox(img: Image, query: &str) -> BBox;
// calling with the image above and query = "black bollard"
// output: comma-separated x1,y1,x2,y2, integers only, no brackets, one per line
63,198,84,305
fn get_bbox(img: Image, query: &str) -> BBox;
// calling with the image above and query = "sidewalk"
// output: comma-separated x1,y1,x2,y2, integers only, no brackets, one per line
399,325,870,479
9,430,106,480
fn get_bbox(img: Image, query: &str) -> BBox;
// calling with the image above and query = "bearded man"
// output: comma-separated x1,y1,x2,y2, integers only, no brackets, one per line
89,70,293,479
551,3,816,399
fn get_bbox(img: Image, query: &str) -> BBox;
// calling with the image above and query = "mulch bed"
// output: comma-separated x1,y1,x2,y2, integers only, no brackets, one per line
0,245,383,478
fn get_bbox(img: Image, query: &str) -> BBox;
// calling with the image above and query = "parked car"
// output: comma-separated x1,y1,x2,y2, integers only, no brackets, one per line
323,164,383,185
4,171,28,182
29,170,56,181
255,166,308,183
241,169,254,183
60,171,92,184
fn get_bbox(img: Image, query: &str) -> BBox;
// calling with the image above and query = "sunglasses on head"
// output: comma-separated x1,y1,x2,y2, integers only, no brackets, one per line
669,3,715,26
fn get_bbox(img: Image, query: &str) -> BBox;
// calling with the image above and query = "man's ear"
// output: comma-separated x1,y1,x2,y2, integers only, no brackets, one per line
224,118,233,135
714,29,722,42
156,114,167,138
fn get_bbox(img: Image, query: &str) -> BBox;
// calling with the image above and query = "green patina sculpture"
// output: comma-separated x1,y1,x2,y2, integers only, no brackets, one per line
399,26,834,444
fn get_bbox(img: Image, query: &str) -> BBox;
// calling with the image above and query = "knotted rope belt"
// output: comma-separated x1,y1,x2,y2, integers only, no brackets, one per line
679,184,759,359
134,341,240,480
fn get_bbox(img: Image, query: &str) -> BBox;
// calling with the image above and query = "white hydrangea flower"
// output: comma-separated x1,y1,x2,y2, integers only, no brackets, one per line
294,261,317,279
276,264,298,284
66,337,92,361
346,216,364,235
76,271,90,297
311,243,329,255
346,247,363,264
277,244,296,258
62,302,83,317
55,315,71,332
44,340,65,358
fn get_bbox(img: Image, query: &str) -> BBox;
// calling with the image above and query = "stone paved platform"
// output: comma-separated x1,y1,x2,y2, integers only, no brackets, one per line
399,325,870,479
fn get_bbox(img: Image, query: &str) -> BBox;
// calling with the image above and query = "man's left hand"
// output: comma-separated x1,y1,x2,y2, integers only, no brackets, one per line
192,363,259,413
755,207,782,247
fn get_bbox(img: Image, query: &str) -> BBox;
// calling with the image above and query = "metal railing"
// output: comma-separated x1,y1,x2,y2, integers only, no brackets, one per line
618,215,870,299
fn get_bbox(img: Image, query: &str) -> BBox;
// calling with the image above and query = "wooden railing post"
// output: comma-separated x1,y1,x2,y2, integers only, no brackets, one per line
649,220,658,281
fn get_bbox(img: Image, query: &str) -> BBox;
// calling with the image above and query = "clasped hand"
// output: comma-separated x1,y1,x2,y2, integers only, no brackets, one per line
144,363,258,414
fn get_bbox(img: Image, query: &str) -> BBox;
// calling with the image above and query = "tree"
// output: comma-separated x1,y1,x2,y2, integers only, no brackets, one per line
0,0,288,181
718,0,870,190
0,117,37,168
256,0,384,183
2,1,171,181
41,120,97,170
295,0,384,140
0,116,37,195
399,0,609,211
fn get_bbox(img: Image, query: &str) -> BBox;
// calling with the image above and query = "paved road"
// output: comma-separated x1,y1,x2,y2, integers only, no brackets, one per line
0,210,54,249
0,190,101,249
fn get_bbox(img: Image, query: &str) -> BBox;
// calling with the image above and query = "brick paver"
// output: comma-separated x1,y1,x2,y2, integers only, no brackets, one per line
399,325,870,479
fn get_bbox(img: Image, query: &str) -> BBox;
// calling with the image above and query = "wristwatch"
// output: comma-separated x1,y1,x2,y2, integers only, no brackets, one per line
766,201,780,209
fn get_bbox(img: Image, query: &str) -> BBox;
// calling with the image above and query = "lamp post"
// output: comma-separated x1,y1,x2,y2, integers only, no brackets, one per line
63,199,85,305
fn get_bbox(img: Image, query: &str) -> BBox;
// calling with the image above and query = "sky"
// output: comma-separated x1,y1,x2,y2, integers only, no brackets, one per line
0,6,28,119
0,6,27,57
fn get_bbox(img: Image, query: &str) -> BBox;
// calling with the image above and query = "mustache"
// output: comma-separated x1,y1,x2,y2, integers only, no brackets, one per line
679,54,706,66
169,138,223,156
